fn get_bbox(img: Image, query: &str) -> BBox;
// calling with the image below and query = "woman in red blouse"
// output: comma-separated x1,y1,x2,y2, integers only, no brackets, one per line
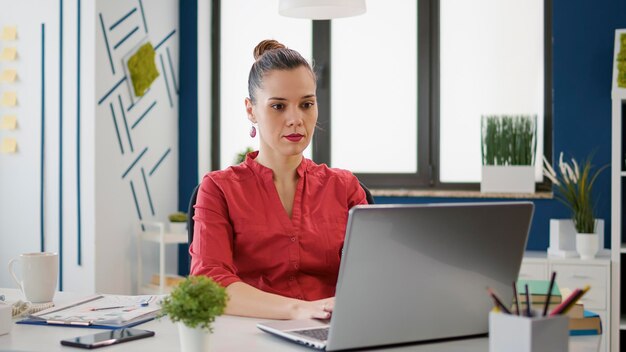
190,39,368,320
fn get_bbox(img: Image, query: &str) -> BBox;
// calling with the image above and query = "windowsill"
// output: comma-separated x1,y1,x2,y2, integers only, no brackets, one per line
370,189,553,199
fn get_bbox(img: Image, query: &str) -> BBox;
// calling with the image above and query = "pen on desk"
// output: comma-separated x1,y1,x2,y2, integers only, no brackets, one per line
525,284,532,317
486,288,511,314
90,305,126,311
549,285,590,316
512,282,520,316
542,271,557,316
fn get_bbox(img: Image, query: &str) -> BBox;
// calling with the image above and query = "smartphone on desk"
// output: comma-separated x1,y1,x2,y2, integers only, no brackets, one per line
60,328,155,349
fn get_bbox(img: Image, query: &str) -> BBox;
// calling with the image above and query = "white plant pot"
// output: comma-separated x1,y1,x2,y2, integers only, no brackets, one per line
576,233,599,260
549,219,604,258
177,322,211,352
169,222,187,234
480,165,535,194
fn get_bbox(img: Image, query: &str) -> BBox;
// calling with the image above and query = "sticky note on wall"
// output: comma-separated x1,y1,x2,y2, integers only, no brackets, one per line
0,69,16,82
0,26,17,40
0,115,16,130
1,137,17,153
1,92,16,106
0,47,17,61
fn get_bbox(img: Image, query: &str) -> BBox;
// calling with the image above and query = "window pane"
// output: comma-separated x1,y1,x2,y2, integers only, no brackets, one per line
439,0,544,182
220,0,312,169
331,0,417,173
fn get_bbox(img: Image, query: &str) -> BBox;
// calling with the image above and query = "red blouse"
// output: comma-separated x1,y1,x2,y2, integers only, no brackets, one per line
190,152,367,301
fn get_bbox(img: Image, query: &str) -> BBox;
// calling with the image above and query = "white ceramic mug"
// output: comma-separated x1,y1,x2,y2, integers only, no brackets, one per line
8,252,58,303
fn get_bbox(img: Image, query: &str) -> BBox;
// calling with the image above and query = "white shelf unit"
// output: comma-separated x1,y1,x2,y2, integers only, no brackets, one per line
521,251,611,352
137,222,188,294
611,28,626,352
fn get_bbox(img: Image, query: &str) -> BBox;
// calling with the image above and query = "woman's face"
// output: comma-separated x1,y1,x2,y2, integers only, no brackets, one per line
246,66,317,159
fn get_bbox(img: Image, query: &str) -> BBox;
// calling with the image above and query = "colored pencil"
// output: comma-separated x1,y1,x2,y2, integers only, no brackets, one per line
549,286,590,316
512,281,520,316
542,271,557,316
525,284,532,317
487,288,511,315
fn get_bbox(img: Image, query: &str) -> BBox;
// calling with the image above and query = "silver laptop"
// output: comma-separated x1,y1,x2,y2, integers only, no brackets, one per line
257,202,534,351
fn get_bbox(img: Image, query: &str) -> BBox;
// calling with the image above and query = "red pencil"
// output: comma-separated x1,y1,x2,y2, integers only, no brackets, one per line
549,286,590,316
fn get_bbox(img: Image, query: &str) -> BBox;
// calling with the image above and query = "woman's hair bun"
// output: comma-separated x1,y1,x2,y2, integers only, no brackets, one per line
253,39,286,60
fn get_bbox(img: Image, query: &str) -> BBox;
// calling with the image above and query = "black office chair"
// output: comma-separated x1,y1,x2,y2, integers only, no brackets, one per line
186,181,374,260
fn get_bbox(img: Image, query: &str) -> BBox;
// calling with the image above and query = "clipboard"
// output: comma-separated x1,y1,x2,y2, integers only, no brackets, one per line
17,294,163,329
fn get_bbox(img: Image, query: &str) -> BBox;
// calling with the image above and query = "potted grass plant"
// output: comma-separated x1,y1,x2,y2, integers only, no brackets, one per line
160,275,228,352
168,212,188,234
543,152,608,259
480,114,537,193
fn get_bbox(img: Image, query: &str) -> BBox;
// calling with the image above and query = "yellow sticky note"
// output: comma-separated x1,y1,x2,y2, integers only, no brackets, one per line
1,26,17,40
1,91,16,106
1,137,17,153
0,69,17,82
0,115,17,130
0,47,17,61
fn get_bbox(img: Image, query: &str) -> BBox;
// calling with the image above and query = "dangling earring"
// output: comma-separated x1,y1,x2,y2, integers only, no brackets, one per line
249,125,257,138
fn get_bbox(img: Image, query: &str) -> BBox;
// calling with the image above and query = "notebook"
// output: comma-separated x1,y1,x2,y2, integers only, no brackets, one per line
257,202,534,351
17,294,162,329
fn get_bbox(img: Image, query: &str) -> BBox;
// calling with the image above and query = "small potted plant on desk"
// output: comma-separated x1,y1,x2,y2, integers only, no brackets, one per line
168,212,188,234
160,275,228,352
543,152,608,259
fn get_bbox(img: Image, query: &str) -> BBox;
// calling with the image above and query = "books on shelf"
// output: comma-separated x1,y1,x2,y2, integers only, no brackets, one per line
569,310,602,336
516,279,561,304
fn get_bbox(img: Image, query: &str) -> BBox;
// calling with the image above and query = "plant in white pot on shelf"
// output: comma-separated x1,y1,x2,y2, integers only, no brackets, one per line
543,152,608,259
160,275,228,352
480,114,537,193
168,212,188,234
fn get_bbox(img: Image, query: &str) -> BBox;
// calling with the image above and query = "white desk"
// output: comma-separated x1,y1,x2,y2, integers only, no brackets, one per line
0,289,601,352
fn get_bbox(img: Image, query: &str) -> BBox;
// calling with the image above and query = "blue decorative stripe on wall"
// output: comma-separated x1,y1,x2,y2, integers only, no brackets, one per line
149,148,171,176
141,167,155,216
113,26,139,50
130,181,145,232
118,95,134,152
110,102,125,154
166,47,178,93
76,0,82,266
138,0,148,33
109,7,137,31
131,100,156,129
98,13,115,75
178,0,198,276
154,29,176,50
59,0,64,291
159,54,173,108
40,23,45,252
126,85,150,112
122,147,148,179
98,76,126,105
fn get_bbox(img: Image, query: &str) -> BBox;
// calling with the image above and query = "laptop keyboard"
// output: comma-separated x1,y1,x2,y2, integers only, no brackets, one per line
293,327,329,341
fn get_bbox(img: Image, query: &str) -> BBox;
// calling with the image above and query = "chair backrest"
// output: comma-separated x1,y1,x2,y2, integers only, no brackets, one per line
187,181,374,251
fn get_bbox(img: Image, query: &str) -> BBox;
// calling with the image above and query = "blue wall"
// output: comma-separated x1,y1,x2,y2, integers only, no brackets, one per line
177,1,626,253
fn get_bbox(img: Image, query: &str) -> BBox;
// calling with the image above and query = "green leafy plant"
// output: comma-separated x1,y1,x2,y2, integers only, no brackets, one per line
617,33,626,88
235,146,254,164
543,152,608,233
160,276,228,332
168,212,187,223
127,42,160,97
481,115,537,166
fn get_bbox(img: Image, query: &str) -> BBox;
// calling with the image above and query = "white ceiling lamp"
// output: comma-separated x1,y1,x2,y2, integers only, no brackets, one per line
279,0,366,20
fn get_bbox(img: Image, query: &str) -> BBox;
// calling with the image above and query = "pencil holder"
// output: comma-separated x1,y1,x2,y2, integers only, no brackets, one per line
489,311,568,352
